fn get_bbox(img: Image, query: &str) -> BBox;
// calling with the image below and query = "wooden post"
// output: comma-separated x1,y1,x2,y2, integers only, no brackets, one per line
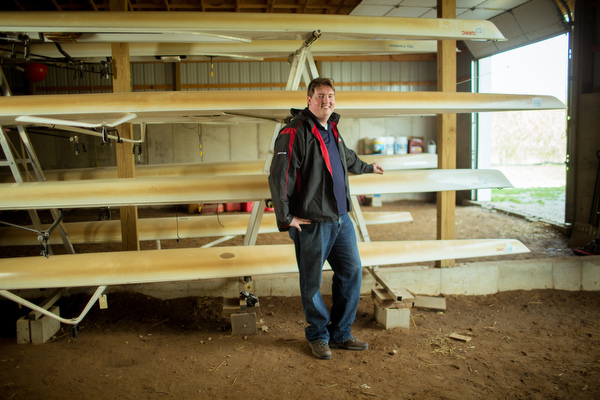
436,0,456,267
111,0,139,251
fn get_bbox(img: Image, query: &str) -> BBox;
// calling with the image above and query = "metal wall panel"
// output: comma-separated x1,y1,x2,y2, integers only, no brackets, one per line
132,63,173,92
27,58,437,94
323,60,436,92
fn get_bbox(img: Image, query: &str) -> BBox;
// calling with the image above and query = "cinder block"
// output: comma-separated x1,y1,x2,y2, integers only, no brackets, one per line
16,317,31,344
16,306,61,344
230,312,257,335
30,306,61,344
374,305,410,329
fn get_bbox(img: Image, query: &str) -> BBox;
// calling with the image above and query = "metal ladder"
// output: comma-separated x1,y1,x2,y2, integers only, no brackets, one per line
0,67,75,256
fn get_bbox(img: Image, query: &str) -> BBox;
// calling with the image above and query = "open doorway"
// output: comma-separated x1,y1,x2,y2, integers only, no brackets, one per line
476,34,569,224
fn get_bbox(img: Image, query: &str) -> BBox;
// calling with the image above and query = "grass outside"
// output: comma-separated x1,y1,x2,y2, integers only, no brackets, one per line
491,187,566,205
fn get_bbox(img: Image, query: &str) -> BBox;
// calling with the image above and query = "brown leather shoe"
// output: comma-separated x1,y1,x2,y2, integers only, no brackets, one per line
329,336,368,351
309,340,332,360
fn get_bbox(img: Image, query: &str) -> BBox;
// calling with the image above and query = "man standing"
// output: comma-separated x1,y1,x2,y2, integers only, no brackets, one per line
268,78,384,360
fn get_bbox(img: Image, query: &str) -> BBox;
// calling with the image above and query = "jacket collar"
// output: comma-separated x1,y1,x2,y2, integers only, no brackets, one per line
290,108,340,127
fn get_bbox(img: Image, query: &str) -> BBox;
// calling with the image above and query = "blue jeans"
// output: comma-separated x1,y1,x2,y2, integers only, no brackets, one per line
288,213,362,343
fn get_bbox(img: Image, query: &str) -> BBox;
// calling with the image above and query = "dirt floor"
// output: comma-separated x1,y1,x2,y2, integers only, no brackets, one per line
1,200,600,400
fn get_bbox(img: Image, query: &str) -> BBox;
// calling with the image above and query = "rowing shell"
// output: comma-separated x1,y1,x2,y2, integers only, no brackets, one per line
0,211,412,246
20,40,441,61
0,154,437,183
0,169,512,210
0,239,529,290
0,91,566,126
0,11,506,42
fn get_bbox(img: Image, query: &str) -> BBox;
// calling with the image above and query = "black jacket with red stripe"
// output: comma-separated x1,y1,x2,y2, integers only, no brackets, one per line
268,108,374,231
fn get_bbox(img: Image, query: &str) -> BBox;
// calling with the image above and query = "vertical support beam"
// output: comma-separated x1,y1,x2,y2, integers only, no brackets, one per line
436,0,456,267
111,0,139,251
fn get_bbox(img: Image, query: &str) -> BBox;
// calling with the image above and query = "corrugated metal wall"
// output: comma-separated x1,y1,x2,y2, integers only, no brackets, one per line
29,59,438,94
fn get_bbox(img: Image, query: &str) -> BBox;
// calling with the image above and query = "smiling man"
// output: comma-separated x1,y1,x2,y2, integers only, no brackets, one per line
268,77,384,360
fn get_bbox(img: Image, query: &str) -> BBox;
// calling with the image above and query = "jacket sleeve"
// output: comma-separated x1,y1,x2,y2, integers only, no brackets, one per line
343,141,374,175
268,125,302,231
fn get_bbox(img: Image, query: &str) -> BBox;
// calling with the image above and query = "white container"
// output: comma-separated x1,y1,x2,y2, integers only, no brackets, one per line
372,194,382,207
427,140,437,154
385,137,395,155
373,137,394,155
395,136,408,154
372,137,386,154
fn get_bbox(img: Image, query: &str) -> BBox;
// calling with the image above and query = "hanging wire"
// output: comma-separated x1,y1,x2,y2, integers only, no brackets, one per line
215,206,224,228
178,123,203,159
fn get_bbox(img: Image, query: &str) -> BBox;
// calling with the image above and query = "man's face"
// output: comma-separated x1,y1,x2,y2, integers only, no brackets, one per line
307,85,335,124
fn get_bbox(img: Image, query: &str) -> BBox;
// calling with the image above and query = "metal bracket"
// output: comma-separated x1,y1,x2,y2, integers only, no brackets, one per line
0,209,65,258
0,286,107,326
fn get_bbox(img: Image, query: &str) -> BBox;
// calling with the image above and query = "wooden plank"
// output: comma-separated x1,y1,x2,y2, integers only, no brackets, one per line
112,27,140,252
0,91,566,126
0,12,506,41
0,212,413,246
414,295,447,311
449,333,472,342
0,239,529,290
370,273,410,302
0,154,438,183
371,288,414,309
437,0,457,267
222,298,258,315
0,169,513,210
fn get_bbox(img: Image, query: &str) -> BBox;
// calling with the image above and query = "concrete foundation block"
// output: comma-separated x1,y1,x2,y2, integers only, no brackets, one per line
374,305,410,330
498,261,553,292
230,312,257,335
441,264,498,295
554,261,583,290
376,266,442,297
16,306,61,344
582,261,600,290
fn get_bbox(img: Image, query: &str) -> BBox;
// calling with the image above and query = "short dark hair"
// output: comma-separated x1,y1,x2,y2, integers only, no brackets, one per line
307,77,335,97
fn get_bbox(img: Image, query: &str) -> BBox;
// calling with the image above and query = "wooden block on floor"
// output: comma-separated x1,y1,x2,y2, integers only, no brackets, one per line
414,295,446,311
374,305,411,329
449,333,471,342
230,312,257,335
371,288,413,309
222,298,259,315
16,306,61,344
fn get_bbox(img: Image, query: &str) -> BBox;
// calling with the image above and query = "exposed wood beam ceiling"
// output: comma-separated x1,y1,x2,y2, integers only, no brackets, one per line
4,0,361,14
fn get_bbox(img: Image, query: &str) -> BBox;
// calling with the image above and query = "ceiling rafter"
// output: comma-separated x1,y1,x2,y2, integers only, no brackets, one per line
0,0,361,14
